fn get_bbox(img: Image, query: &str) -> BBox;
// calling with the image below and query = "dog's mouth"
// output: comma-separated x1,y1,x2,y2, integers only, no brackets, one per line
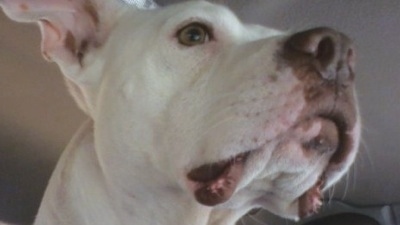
295,111,354,219
186,110,354,213
187,151,251,206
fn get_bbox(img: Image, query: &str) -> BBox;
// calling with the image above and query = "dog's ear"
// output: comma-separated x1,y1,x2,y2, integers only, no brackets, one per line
1,0,157,114
0,0,156,73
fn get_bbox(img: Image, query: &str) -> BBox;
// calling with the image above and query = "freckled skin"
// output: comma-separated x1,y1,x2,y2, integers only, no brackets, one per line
19,3,28,11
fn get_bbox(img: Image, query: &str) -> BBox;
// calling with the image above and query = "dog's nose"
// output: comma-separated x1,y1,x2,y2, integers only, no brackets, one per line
283,27,355,85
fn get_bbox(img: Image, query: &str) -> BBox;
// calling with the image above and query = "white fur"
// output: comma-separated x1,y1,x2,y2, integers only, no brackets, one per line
0,0,360,224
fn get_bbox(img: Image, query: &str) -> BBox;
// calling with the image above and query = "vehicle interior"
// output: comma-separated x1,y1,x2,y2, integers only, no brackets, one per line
1,0,399,224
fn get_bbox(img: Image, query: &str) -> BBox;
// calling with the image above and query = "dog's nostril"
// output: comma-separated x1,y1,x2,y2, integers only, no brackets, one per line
316,38,335,68
314,36,338,80
283,27,356,84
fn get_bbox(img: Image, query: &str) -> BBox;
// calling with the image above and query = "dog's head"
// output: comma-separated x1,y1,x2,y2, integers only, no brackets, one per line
1,0,360,222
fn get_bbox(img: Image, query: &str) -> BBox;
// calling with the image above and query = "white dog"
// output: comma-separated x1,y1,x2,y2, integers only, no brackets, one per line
0,0,360,224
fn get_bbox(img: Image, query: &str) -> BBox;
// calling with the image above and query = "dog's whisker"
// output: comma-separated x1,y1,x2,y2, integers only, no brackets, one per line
359,124,377,171
352,157,359,192
360,138,376,173
327,184,336,204
341,171,350,200
245,214,269,225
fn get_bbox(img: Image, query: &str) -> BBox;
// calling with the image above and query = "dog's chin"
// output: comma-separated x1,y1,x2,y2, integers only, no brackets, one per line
186,151,252,206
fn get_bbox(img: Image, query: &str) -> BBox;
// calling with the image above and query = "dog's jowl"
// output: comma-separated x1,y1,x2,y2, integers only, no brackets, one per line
1,0,360,224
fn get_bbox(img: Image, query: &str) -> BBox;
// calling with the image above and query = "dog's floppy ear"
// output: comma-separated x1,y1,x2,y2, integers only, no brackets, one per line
1,0,157,114
0,0,156,74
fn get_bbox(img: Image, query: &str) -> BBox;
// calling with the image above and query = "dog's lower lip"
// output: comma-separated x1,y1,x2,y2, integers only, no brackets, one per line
298,177,325,219
187,152,250,183
319,113,348,156
187,151,251,206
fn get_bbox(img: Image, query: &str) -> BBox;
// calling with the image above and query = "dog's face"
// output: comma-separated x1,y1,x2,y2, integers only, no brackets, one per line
1,0,360,222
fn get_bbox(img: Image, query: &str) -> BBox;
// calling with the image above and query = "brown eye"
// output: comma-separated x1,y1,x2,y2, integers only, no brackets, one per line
177,23,211,46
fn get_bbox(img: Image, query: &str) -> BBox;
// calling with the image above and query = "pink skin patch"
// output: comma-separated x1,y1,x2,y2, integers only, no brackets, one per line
19,3,29,11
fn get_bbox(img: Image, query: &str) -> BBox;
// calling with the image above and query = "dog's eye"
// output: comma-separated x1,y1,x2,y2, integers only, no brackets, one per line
177,23,211,46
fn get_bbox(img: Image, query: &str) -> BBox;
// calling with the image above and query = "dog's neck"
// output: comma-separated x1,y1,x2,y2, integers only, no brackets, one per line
34,121,244,225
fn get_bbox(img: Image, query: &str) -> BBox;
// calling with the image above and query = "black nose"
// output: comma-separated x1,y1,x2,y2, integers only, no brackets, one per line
284,27,355,85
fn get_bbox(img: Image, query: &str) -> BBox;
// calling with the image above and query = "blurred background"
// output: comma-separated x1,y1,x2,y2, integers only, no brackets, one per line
1,0,399,224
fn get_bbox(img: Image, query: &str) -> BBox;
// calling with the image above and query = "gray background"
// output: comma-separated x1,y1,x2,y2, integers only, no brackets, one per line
1,0,399,224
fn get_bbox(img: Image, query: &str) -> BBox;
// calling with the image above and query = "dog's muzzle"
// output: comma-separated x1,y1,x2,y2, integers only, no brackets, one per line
187,27,358,218
286,27,358,218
